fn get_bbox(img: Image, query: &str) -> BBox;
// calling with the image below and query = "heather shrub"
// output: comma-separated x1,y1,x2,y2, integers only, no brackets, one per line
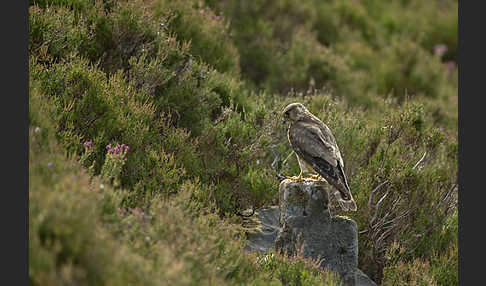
29,5,94,63
30,55,198,208
87,0,163,74
153,0,241,74
29,0,248,136
256,249,341,286
300,95,457,283
29,100,342,286
205,0,319,89
205,0,458,109
29,0,249,211
266,28,362,98
127,48,247,135
382,233,458,286
29,0,162,74
196,104,281,213
244,93,457,284
100,143,131,187
29,125,134,285
29,0,98,13
362,0,458,62
368,36,453,101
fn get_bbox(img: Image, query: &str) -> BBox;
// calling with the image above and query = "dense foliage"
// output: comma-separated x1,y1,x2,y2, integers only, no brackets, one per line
29,0,457,285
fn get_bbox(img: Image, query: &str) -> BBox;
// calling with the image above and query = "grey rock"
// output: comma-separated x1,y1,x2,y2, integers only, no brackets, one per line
245,178,377,286
275,179,358,284
356,269,378,286
243,206,280,253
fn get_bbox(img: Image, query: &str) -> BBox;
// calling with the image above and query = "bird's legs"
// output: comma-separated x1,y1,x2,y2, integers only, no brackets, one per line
288,156,307,182
288,169,305,182
288,172,324,182
307,174,329,184
307,174,322,180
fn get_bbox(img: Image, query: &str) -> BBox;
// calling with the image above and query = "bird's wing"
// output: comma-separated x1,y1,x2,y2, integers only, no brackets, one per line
289,121,351,193
314,121,350,189
289,120,356,211
290,121,339,167
315,122,346,168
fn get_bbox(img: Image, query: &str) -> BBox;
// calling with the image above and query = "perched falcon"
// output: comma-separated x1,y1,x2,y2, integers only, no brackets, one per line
282,103,357,212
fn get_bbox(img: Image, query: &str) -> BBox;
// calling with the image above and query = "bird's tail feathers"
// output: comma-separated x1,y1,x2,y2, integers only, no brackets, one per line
334,190,357,212
337,198,357,212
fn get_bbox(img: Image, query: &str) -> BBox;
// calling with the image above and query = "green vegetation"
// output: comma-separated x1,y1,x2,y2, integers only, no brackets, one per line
29,0,457,285
29,76,341,285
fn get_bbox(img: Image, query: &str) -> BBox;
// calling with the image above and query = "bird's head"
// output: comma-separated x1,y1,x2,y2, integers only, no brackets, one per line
282,103,309,124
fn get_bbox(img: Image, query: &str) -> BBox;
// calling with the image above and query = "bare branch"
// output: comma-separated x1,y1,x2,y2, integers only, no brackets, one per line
436,183,457,210
370,188,391,226
368,180,390,210
412,151,427,170
271,154,280,170
282,150,295,167
376,226,396,247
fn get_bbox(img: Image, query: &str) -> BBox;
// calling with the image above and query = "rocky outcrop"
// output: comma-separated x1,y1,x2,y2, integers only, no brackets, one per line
244,206,280,253
245,178,377,286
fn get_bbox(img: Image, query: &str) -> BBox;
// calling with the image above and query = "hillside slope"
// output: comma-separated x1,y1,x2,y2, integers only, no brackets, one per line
29,0,457,285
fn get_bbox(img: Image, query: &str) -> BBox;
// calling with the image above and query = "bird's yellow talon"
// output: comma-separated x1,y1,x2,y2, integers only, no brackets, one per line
307,174,321,180
288,172,305,182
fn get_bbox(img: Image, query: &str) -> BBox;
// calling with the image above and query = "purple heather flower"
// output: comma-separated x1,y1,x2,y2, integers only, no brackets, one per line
106,144,112,150
413,234,422,238
434,44,448,56
84,141,93,148
48,162,53,168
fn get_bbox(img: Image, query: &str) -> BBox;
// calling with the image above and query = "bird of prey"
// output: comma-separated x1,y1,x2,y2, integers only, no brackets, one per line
282,102,357,212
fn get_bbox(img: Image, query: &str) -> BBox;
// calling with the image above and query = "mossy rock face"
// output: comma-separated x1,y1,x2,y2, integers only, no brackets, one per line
276,179,373,286
244,179,377,285
278,178,330,224
244,206,280,253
